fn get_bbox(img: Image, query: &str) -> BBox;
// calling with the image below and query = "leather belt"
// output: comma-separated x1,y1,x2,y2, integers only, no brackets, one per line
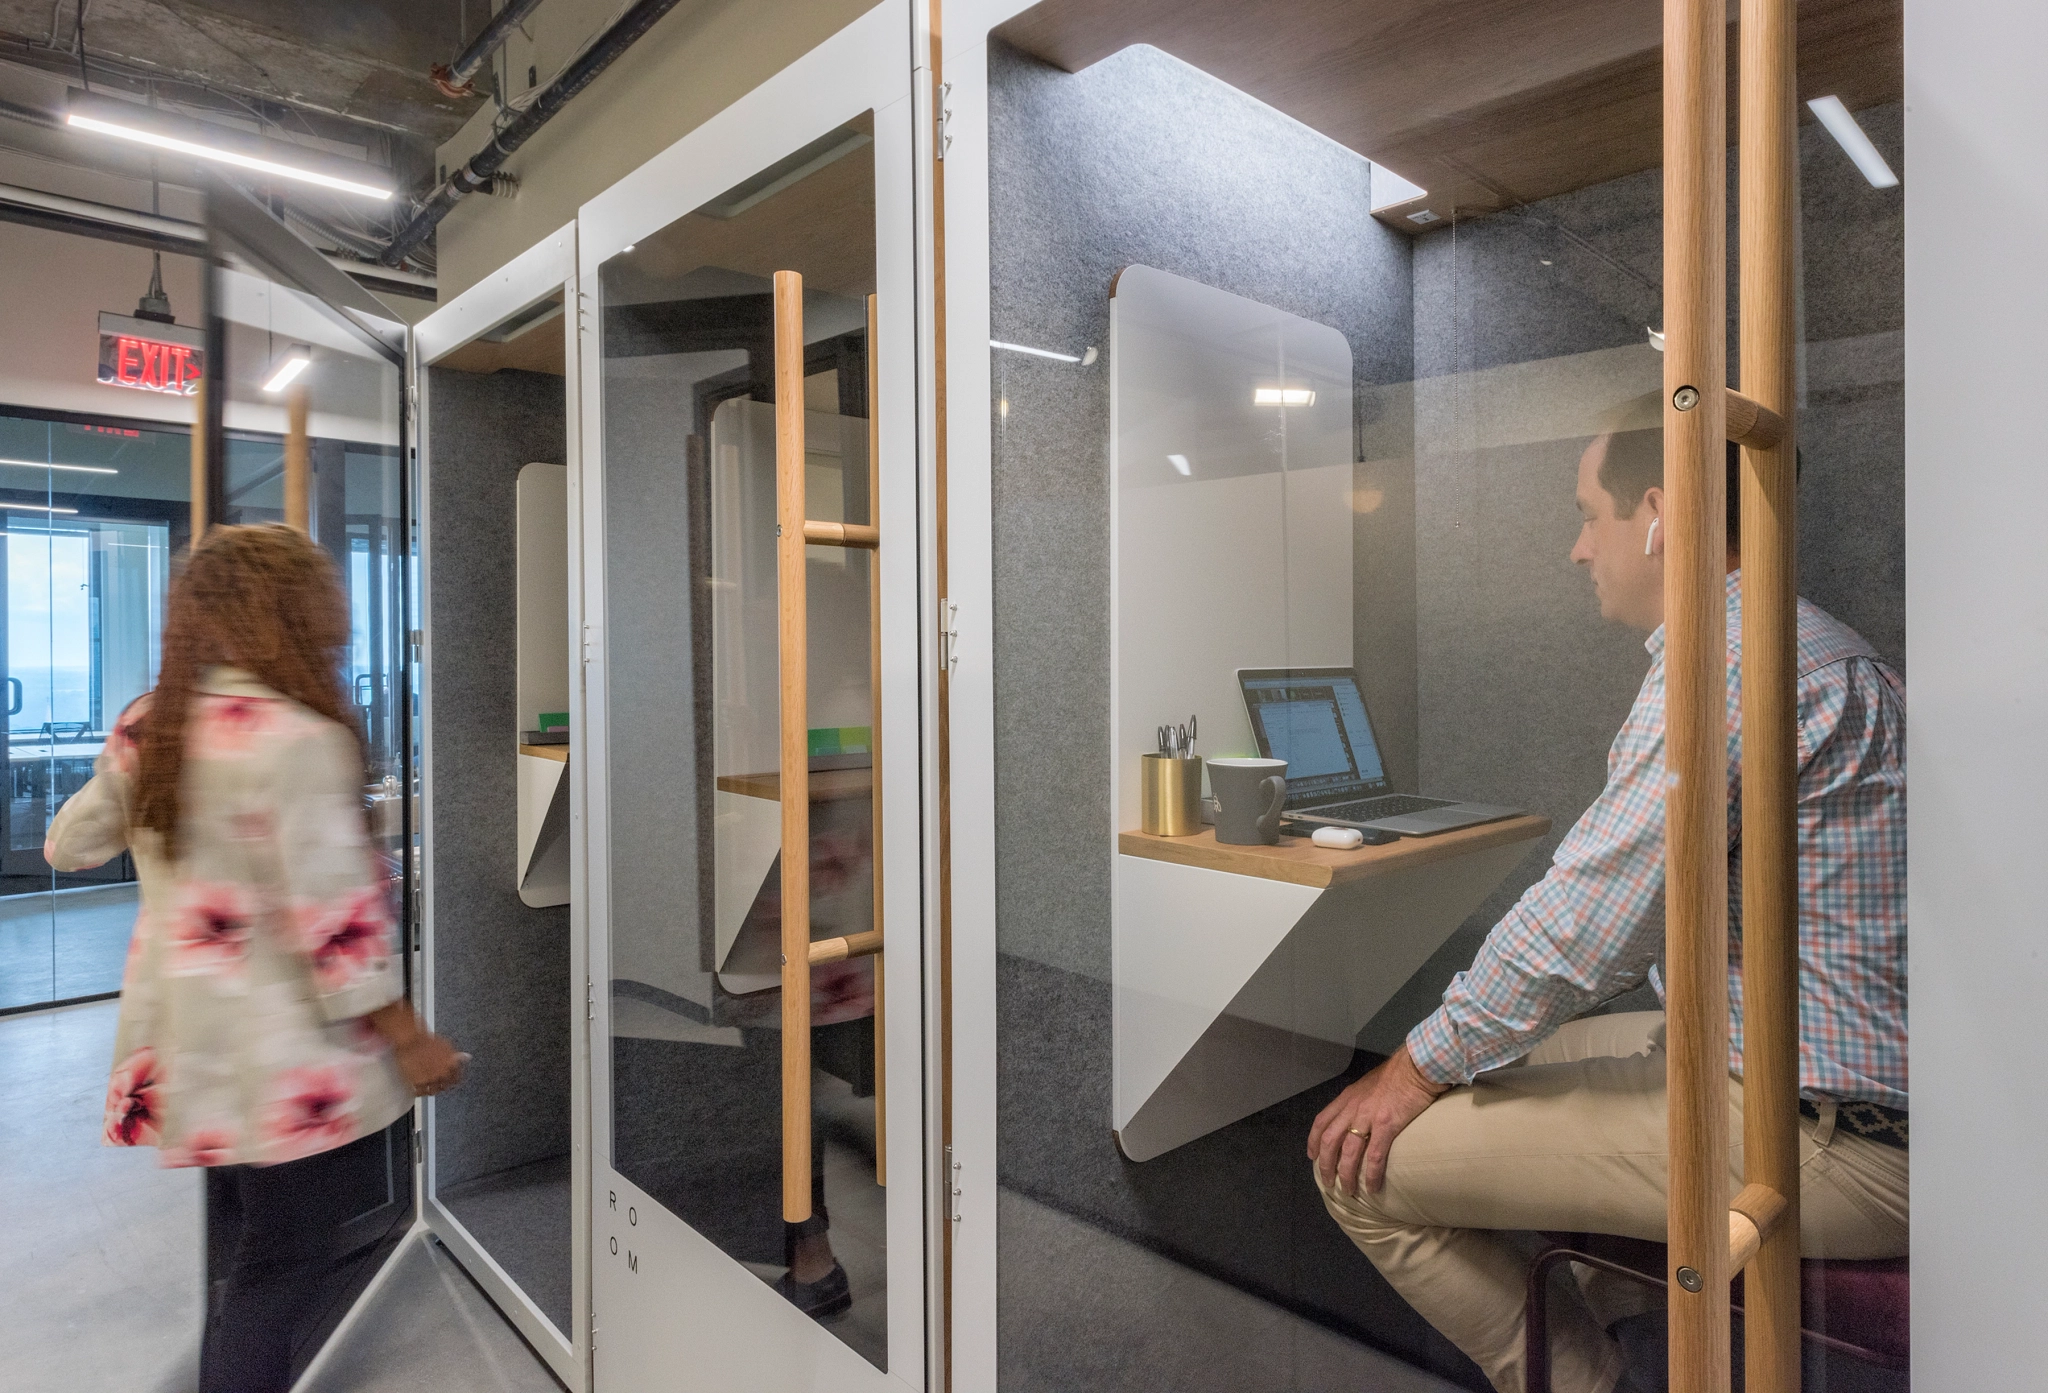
1800,1097,1908,1150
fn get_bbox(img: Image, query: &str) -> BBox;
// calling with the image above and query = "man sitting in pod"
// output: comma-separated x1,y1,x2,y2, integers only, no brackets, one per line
1311,409,1907,1393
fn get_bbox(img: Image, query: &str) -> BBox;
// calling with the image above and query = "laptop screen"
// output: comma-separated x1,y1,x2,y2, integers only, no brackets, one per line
1237,668,1388,802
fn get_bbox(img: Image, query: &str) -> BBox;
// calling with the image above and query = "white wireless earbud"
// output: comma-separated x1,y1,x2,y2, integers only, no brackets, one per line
1645,518,1661,556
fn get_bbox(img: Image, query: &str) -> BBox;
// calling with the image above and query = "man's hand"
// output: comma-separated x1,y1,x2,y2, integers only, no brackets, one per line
1308,1044,1450,1197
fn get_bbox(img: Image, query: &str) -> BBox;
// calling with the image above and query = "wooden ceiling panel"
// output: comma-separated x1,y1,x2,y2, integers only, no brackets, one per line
997,0,1665,146
435,292,567,376
994,0,1901,229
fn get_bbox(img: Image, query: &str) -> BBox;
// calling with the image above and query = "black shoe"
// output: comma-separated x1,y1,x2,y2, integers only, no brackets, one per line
775,1261,852,1320
1609,1311,1669,1392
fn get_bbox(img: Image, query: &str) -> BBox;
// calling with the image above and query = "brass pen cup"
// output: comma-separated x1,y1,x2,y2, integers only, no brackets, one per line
1141,754,1204,836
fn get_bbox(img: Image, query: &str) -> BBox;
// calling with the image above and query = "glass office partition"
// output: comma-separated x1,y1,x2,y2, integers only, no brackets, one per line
596,111,889,1370
212,259,409,856
984,7,1905,1392
416,278,578,1368
0,411,187,1012
203,199,416,1381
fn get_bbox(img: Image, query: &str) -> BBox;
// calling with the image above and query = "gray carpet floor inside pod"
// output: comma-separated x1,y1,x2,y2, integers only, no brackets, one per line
440,1153,573,1337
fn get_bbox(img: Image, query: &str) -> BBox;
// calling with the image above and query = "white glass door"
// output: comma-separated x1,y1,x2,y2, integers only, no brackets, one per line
576,4,928,1388
412,226,585,1391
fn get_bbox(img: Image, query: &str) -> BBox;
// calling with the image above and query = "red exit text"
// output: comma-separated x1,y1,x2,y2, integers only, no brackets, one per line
97,333,203,396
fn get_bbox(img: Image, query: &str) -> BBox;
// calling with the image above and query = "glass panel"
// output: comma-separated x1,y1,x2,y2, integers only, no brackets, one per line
0,412,189,1012
600,112,885,1364
988,6,1902,1389
212,264,408,807
421,291,574,1337
203,239,415,1377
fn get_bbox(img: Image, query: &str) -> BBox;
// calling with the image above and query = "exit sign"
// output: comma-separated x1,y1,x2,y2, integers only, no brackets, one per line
97,311,203,396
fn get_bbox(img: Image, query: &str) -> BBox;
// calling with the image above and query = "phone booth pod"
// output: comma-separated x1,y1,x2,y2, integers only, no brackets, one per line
937,3,1914,1393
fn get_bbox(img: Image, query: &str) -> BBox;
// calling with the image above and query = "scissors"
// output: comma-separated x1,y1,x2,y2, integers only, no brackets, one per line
1157,715,1197,758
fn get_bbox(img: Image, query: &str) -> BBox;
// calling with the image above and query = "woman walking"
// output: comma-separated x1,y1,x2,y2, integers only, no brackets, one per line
47,523,463,1393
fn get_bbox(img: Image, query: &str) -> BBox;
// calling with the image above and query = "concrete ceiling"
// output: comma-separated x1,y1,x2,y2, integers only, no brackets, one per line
0,0,502,268
0,0,487,145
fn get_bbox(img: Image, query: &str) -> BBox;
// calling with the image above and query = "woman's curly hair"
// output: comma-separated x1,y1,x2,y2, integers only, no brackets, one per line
133,524,363,859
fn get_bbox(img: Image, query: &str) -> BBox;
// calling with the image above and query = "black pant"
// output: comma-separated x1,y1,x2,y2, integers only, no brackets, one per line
199,1132,382,1393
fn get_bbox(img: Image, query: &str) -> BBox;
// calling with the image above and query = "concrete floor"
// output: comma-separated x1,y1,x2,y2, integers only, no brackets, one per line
0,999,560,1393
0,997,202,1393
3,998,1459,1393
0,883,140,1011
298,1233,564,1393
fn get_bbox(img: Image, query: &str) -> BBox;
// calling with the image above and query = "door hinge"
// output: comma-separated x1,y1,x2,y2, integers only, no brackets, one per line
944,1144,963,1226
412,1127,423,1166
934,82,952,161
586,978,595,1022
581,623,599,667
938,598,959,674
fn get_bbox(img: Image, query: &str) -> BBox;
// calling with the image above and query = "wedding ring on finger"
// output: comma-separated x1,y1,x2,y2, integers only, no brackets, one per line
1346,1127,1367,1138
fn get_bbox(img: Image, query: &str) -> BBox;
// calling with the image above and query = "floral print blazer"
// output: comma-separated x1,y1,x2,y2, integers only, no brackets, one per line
46,667,412,1168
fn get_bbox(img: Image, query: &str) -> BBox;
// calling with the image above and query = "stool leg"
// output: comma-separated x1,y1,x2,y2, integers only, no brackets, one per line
1527,1247,1569,1393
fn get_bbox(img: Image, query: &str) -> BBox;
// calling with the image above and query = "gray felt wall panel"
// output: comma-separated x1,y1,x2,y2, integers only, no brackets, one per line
426,366,572,1186
599,359,712,1011
987,39,1475,1391
989,35,1904,1391
1368,102,1907,1046
989,39,1414,982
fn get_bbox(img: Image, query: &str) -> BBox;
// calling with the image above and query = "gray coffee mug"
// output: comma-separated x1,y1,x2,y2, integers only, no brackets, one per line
1209,758,1287,845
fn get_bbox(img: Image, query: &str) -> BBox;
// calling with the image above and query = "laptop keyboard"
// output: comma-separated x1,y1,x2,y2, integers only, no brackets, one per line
1310,794,1452,822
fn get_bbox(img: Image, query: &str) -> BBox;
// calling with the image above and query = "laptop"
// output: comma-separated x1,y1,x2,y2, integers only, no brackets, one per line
1235,667,1521,837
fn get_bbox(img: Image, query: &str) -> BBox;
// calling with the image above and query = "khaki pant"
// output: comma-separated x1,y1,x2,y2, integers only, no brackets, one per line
1318,1012,1909,1393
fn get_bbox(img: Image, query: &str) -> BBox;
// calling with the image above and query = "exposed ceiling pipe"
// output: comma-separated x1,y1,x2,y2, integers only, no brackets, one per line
432,0,551,98
0,97,434,296
381,0,686,268
0,95,62,132
0,180,439,299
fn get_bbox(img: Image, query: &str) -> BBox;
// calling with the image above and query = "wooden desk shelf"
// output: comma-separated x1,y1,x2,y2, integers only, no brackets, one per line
716,768,873,803
1112,814,1551,1161
1119,815,1552,890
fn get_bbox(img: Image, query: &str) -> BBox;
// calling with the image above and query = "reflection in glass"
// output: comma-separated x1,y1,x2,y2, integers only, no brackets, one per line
199,214,418,1374
0,412,188,1012
987,10,1903,1389
212,266,408,792
600,113,885,1365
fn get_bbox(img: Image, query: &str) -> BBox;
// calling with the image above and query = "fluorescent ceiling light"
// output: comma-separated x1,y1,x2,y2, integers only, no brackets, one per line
0,502,80,514
991,339,1080,363
1167,454,1192,476
262,344,313,393
65,91,393,201
0,458,117,474
1807,96,1899,189
1254,388,1316,406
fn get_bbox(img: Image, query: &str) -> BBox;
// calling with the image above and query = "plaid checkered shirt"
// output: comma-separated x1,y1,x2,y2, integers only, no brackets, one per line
1407,574,1908,1110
